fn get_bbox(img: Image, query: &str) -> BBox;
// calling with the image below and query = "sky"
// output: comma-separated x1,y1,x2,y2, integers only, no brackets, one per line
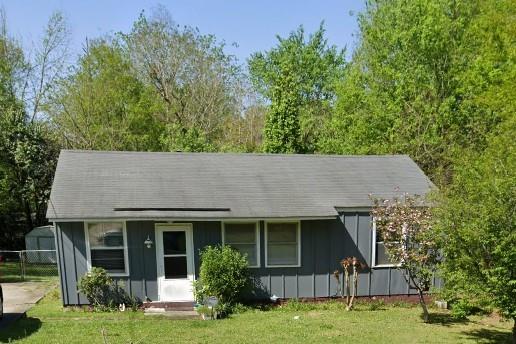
1,0,365,64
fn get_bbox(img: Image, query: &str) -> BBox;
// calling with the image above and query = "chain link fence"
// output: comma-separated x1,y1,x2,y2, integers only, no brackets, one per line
0,250,58,282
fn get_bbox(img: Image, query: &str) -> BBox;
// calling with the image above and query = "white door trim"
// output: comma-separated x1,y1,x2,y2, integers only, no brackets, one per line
155,223,195,301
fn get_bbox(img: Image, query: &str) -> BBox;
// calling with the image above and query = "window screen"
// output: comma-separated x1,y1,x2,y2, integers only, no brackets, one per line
266,222,299,266
87,222,126,274
375,227,399,266
223,223,258,267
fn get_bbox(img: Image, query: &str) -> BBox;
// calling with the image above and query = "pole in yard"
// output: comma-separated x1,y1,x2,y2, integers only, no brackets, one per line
20,251,25,281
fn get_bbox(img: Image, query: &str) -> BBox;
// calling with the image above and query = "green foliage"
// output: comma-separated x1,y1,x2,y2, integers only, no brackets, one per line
261,66,303,153
77,267,140,311
0,56,59,247
320,0,515,184
121,9,250,152
50,39,164,151
77,267,113,306
249,24,345,153
435,118,516,324
450,299,476,320
193,245,250,312
160,123,215,153
367,299,386,311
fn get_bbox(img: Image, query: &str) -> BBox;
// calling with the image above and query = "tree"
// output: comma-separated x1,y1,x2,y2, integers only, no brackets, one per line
0,10,63,248
371,194,439,323
249,24,345,153
49,39,164,151
261,64,302,153
320,0,515,184
434,118,516,341
121,7,247,151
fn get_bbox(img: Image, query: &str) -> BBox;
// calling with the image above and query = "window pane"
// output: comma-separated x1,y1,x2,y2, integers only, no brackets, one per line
375,230,385,243
376,243,391,265
224,223,256,243
164,256,187,279
268,223,297,242
163,231,186,255
91,249,125,273
267,244,298,266
88,223,124,248
230,244,257,266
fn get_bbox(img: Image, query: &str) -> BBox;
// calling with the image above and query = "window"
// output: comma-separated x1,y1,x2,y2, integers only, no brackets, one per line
265,221,300,267
372,219,400,267
162,231,188,279
85,222,128,275
222,222,260,267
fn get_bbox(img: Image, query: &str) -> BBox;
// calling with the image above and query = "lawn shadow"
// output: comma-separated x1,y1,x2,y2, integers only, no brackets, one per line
460,328,512,344
0,316,42,343
424,312,469,326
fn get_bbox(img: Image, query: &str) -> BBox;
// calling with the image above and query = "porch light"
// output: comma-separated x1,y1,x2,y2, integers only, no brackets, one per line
144,235,153,248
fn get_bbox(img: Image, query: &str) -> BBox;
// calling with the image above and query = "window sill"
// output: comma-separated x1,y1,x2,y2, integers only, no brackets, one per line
265,264,301,268
372,264,401,269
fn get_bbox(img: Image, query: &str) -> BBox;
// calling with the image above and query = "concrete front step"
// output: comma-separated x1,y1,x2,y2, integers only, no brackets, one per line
143,301,195,311
144,308,199,319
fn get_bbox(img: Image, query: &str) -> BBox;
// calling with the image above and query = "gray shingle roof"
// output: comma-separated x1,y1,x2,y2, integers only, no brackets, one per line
46,150,434,220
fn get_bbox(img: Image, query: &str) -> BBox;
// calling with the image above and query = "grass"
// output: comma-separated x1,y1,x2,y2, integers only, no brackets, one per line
0,290,513,344
0,262,59,283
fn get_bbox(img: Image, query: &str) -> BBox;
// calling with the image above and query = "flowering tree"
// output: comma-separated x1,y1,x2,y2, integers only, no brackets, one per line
371,194,439,322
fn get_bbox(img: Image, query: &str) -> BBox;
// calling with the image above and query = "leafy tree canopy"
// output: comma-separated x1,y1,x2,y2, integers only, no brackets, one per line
249,24,345,153
320,0,515,184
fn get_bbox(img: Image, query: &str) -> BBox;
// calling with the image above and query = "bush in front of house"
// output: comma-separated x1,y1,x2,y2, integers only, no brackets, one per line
193,245,251,315
78,267,140,311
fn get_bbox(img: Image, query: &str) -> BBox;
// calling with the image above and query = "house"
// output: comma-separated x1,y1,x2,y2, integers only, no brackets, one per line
47,150,436,306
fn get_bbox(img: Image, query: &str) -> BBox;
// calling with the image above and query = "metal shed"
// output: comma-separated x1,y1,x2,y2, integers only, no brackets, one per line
25,225,56,263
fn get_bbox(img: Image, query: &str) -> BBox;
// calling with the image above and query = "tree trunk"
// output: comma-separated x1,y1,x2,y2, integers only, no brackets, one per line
345,270,350,306
23,200,33,233
417,288,429,323
512,318,515,344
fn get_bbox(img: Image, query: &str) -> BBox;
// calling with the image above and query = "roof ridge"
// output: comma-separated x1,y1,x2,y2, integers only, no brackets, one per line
60,149,410,159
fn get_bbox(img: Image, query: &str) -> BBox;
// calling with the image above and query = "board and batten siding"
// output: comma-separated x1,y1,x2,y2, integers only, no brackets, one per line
247,214,417,299
55,213,441,305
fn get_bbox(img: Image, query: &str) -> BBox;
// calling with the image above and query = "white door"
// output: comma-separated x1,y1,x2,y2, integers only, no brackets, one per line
155,224,195,301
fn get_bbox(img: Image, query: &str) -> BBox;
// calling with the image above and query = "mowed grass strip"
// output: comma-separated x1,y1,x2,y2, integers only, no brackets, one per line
1,290,512,344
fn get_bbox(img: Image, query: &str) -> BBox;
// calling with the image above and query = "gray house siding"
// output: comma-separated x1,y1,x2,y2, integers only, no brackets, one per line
56,213,422,306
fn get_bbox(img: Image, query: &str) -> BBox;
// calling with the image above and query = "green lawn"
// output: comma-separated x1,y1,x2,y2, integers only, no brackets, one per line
0,262,59,283
1,289,512,344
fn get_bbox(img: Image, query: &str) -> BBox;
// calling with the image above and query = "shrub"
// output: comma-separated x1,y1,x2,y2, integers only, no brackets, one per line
451,299,477,319
78,267,140,311
193,245,250,313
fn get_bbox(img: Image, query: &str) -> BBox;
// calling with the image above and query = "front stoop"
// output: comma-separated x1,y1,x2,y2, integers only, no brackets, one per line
143,302,199,319
143,301,195,311
144,308,199,319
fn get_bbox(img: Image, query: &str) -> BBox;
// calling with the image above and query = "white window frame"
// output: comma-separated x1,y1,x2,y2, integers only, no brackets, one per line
371,218,401,268
221,221,260,268
84,221,130,277
265,220,301,268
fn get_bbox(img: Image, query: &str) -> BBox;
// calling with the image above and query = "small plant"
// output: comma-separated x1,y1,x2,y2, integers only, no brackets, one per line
280,299,318,312
391,300,412,308
367,299,386,311
77,267,141,311
340,256,367,310
193,245,251,316
77,267,112,306
231,303,251,314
